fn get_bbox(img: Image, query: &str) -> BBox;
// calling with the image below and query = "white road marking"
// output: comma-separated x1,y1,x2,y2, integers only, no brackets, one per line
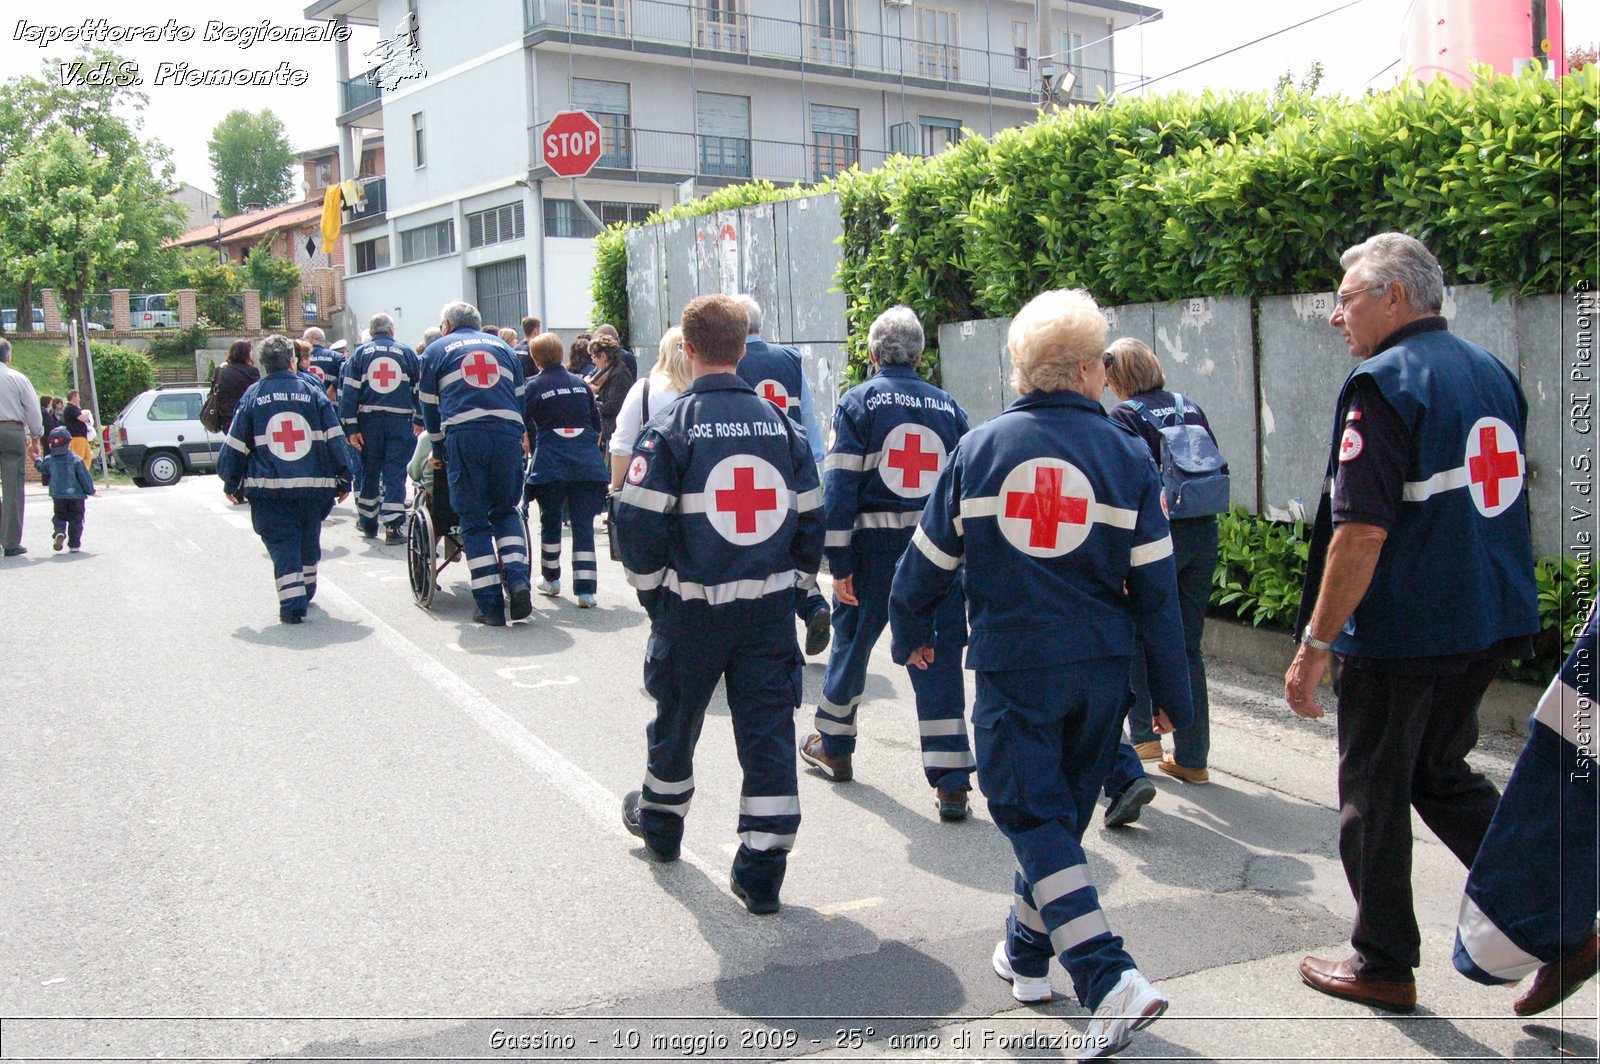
495,663,579,689
817,896,882,918
315,578,712,872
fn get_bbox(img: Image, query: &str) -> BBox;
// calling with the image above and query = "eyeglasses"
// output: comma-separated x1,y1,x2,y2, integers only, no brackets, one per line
1334,284,1387,310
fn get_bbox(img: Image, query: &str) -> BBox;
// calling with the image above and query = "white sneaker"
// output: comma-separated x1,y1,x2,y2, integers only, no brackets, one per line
992,940,1053,1004
537,578,560,596
577,593,597,608
1078,967,1167,1061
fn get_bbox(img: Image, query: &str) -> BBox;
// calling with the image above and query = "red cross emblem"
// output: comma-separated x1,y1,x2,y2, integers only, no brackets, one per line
996,459,1096,557
1464,416,1523,517
881,425,945,498
758,379,791,410
703,455,789,544
369,357,399,392
265,412,314,462
461,351,500,389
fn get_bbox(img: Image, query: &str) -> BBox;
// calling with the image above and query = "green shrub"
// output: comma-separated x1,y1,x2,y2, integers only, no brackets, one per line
144,323,210,363
261,299,284,329
1508,555,1597,681
58,342,155,422
1210,505,1309,629
590,224,630,347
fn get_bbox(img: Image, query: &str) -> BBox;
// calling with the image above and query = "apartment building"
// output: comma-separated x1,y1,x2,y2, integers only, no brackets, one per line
306,0,1160,338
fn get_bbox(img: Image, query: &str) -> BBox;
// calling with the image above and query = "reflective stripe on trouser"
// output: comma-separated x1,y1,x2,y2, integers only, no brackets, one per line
976,660,1136,1009
249,495,334,621
639,616,802,904
357,414,414,533
528,480,606,595
445,430,529,614
816,547,972,789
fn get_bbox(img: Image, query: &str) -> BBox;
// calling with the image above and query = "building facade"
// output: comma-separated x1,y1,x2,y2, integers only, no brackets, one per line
307,0,1159,340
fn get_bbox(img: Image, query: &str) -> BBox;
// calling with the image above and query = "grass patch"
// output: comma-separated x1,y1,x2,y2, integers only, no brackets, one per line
6,338,69,394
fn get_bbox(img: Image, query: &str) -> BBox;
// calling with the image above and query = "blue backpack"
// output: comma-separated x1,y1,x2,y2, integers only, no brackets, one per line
1126,392,1230,519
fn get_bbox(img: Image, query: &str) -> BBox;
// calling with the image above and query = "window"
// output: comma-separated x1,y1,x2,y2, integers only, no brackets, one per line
467,203,526,249
919,115,960,156
571,0,627,36
810,103,858,181
696,0,746,51
354,236,390,273
572,79,632,168
411,111,426,168
475,258,528,331
696,91,751,178
147,393,200,421
543,200,655,239
810,0,853,64
1013,20,1028,71
399,220,454,262
312,160,335,189
1059,29,1086,97
914,6,959,80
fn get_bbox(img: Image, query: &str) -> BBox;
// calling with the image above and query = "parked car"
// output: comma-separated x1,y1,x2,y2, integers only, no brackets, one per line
109,383,222,487
1,308,46,331
129,293,178,329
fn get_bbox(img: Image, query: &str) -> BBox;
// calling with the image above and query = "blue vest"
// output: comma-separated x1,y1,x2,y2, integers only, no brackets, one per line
217,370,352,498
308,345,343,384
614,373,824,633
340,333,419,427
822,363,968,576
737,337,804,424
887,390,1193,728
417,329,526,442
524,365,608,485
1328,327,1539,658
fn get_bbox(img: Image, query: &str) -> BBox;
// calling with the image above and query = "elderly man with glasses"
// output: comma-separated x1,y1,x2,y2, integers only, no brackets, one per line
1286,232,1539,1013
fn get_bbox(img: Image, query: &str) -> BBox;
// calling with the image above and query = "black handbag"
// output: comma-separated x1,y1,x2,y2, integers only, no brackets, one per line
604,490,622,561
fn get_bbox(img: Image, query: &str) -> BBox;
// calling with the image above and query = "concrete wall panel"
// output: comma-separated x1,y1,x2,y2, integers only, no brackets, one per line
625,225,666,372
1518,291,1594,560
1257,291,1354,522
738,203,782,339
1149,297,1257,512
937,317,1014,426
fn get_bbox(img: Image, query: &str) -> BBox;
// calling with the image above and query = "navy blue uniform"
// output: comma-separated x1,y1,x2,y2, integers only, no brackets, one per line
308,344,344,385
738,334,828,628
218,369,352,622
889,388,1190,1011
1298,317,1540,980
616,372,824,906
418,328,530,620
341,331,421,535
815,363,972,789
523,364,609,597
1455,608,1597,988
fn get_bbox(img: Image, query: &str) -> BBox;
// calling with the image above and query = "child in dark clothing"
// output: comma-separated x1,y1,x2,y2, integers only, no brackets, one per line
35,427,96,552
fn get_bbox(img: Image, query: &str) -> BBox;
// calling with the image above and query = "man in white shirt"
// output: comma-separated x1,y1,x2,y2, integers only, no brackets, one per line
0,339,45,556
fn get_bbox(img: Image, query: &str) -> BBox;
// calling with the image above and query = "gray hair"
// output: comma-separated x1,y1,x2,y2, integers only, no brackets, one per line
258,334,295,373
368,312,395,335
732,294,762,333
868,305,924,366
0,338,10,364
1340,232,1444,314
440,301,481,332
301,326,325,344
421,327,441,347
593,322,619,341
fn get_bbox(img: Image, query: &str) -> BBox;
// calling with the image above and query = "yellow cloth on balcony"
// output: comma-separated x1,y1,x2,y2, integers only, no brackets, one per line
320,185,343,249
340,178,363,206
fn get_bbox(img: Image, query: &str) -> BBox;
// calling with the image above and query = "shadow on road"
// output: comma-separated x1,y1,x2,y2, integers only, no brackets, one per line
231,609,373,647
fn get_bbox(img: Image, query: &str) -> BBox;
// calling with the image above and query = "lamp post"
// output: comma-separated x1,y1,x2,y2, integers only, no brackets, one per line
212,210,224,264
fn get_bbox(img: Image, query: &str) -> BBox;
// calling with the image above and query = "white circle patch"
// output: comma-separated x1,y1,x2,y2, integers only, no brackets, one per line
1338,426,1364,463
1464,415,1524,518
626,454,649,485
995,458,1096,559
879,423,947,499
554,427,585,438
367,356,403,394
755,379,792,411
459,351,502,390
702,455,790,546
265,412,315,462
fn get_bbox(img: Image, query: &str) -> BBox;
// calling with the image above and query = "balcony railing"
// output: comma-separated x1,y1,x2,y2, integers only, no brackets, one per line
548,126,895,185
341,68,383,113
525,0,1114,99
344,176,388,226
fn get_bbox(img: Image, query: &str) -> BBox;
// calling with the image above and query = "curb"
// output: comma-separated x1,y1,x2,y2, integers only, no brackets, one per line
1201,616,1539,737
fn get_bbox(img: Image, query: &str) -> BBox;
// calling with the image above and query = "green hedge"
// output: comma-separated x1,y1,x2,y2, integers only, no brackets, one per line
594,65,1597,383
57,342,155,422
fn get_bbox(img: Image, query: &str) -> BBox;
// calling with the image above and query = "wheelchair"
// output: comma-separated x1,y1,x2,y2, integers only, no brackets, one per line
405,460,532,610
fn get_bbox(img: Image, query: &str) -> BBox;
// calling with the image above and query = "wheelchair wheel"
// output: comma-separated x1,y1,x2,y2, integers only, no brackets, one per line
407,505,437,608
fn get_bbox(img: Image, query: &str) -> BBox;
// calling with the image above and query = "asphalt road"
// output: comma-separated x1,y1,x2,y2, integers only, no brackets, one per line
1,476,1592,1063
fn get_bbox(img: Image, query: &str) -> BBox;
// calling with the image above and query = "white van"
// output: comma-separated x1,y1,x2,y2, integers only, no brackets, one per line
129,293,178,329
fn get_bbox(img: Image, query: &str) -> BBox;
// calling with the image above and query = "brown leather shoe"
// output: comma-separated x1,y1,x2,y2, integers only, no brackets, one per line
1132,740,1164,762
1515,932,1600,1017
1298,955,1416,1013
1156,754,1210,784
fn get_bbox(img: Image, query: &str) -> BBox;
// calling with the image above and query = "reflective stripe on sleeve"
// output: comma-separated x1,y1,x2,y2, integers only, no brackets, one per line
912,526,961,571
1129,535,1174,567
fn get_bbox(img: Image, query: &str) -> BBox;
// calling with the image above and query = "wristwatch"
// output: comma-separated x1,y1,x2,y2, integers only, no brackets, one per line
1300,628,1335,652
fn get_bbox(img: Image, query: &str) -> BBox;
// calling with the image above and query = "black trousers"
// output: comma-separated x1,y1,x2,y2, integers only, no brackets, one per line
1332,653,1504,978
52,498,86,548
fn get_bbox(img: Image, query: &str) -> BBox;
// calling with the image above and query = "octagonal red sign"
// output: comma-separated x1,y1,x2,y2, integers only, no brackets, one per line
542,110,604,178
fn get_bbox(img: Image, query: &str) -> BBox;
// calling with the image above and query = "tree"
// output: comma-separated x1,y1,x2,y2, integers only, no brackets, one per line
246,241,304,299
208,110,295,215
0,49,183,330
1570,43,1598,72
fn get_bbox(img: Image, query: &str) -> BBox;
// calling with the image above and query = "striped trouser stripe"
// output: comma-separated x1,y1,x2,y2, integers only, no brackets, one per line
919,719,967,737
923,750,976,769
275,572,301,588
467,554,497,570
541,544,562,556
816,717,857,736
1048,911,1112,955
1032,865,1092,908
277,583,304,601
572,551,597,563
645,771,694,794
738,831,796,852
740,794,800,817
638,796,689,817
1013,894,1048,933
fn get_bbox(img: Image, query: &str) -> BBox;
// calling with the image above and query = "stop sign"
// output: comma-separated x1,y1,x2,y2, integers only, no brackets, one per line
542,110,604,177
